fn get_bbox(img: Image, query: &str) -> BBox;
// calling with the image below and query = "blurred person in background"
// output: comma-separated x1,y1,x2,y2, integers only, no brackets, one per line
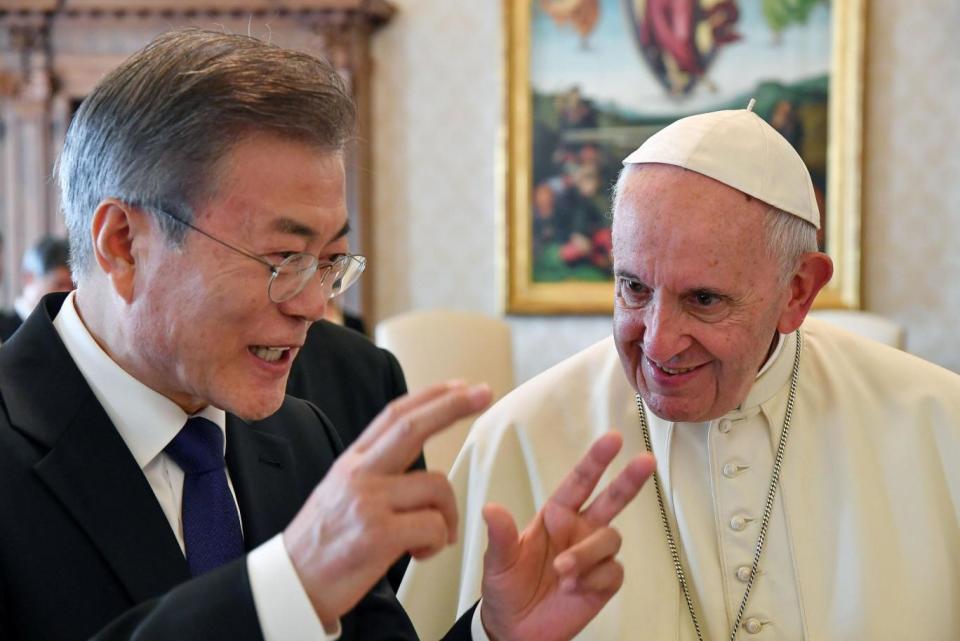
0,235,72,342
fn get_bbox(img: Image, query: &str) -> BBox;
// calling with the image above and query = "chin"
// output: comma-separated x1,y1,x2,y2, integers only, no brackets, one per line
641,393,713,423
222,387,286,421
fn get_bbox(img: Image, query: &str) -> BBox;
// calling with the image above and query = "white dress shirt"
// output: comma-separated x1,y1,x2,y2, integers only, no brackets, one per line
52,291,336,641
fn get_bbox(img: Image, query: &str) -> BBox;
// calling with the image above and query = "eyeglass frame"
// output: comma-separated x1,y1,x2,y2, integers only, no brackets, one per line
148,206,366,304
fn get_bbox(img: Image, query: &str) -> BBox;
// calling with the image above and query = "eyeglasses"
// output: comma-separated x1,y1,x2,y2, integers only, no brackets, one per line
152,207,366,304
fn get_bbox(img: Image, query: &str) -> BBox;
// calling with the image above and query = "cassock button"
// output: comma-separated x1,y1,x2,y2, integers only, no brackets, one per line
718,419,732,434
744,618,763,634
736,565,752,582
722,463,739,478
730,515,750,531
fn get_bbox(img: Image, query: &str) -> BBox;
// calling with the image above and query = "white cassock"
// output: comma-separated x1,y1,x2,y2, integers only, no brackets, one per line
398,317,960,641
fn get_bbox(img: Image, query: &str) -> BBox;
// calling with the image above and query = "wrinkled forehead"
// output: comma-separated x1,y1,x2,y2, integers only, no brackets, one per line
199,134,349,242
617,161,762,208
612,164,772,260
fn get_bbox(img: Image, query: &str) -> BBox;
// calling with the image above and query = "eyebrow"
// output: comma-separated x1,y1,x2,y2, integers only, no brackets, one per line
271,217,317,238
330,221,351,242
270,217,351,244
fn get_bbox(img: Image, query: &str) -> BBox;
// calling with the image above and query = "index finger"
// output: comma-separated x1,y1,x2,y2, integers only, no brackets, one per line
548,432,624,513
581,453,656,526
352,381,463,451
358,383,492,474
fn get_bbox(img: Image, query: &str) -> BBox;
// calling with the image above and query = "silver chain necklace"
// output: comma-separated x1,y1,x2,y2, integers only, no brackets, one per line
636,330,802,641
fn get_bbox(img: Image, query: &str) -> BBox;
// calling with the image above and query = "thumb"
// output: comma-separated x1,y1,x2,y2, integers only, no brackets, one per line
482,502,520,574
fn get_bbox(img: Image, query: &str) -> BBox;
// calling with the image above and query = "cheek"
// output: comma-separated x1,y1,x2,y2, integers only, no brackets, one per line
613,308,646,370
613,307,644,342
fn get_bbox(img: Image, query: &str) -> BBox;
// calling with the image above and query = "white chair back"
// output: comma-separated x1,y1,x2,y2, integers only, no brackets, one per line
375,309,515,473
808,310,906,349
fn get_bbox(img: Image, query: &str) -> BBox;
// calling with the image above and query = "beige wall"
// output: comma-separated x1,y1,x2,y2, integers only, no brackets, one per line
862,0,960,372
372,0,960,383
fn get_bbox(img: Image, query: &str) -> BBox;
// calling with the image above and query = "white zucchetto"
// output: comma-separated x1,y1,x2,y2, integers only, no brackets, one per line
622,106,821,228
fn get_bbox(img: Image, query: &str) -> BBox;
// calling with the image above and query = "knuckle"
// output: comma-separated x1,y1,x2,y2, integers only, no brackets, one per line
395,416,419,441
611,561,625,587
607,480,626,503
608,528,623,553
380,401,404,425
425,511,448,543
573,462,593,486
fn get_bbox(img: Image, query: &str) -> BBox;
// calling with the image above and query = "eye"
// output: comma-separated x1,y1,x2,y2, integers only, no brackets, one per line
687,289,731,322
616,277,650,307
692,291,720,307
264,251,299,264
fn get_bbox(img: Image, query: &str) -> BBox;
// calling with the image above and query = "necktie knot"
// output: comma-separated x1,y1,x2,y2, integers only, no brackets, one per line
165,416,225,475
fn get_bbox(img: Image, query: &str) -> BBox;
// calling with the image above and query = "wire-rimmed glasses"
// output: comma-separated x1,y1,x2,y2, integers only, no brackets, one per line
152,207,366,303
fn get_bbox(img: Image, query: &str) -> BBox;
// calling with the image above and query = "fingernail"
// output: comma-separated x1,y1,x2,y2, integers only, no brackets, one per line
468,383,491,404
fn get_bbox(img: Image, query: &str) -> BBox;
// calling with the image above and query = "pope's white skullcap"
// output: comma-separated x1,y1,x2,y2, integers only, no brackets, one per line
622,104,820,228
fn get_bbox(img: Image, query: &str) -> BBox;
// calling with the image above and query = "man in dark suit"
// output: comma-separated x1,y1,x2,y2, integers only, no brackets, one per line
0,28,654,641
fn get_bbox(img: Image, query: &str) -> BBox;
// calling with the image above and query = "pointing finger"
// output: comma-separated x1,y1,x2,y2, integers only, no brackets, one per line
582,453,656,526
359,383,492,473
548,432,623,513
353,381,465,451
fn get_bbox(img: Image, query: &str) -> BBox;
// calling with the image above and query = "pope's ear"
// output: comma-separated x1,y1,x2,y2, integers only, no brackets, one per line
776,251,834,334
90,199,148,303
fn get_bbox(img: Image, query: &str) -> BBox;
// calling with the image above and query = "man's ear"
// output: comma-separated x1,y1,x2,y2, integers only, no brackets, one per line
90,199,149,304
776,252,834,334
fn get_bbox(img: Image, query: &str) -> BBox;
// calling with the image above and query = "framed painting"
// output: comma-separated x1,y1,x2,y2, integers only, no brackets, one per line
504,0,865,314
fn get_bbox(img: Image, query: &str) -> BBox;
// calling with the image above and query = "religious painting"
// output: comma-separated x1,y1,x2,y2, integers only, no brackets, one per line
504,0,865,314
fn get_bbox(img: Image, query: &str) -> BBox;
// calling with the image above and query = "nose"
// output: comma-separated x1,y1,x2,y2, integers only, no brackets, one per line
641,297,693,365
276,273,329,323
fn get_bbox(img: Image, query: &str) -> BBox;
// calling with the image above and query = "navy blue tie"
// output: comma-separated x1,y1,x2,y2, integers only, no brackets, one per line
165,417,244,576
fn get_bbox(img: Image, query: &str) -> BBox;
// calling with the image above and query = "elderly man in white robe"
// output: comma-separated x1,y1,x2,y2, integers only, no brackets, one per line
398,105,960,641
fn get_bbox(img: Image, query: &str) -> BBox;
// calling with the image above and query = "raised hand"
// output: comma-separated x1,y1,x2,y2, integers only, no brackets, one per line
283,381,492,629
478,432,656,641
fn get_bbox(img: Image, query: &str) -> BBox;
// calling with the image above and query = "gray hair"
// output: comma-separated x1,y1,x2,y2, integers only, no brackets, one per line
57,28,356,279
763,207,818,283
611,164,818,281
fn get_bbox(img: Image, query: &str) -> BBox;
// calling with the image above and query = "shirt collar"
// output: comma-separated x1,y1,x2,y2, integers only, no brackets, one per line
739,330,795,412
52,291,226,470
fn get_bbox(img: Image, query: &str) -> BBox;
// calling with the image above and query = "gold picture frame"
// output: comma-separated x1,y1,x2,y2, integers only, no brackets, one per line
504,0,865,314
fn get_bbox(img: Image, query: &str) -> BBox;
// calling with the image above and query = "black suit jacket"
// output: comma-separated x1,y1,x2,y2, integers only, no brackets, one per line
286,319,408,452
0,309,22,342
0,294,471,641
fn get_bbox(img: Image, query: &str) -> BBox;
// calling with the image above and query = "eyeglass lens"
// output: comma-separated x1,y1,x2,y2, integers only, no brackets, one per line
268,254,366,303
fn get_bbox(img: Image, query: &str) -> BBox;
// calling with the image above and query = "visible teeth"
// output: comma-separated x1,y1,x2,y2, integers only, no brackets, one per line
251,346,289,362
657,362,695,375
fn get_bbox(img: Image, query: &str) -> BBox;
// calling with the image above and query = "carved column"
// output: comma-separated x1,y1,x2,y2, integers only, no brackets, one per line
312,15,379,320
0,18,54,306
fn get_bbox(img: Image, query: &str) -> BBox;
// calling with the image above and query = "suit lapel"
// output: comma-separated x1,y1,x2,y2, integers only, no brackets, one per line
1,293,190,603
35,397,191,602
225,414,301,550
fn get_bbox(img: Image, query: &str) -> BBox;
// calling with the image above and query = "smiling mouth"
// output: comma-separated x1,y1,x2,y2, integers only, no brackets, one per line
648,357,702,376
249,346,291,363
